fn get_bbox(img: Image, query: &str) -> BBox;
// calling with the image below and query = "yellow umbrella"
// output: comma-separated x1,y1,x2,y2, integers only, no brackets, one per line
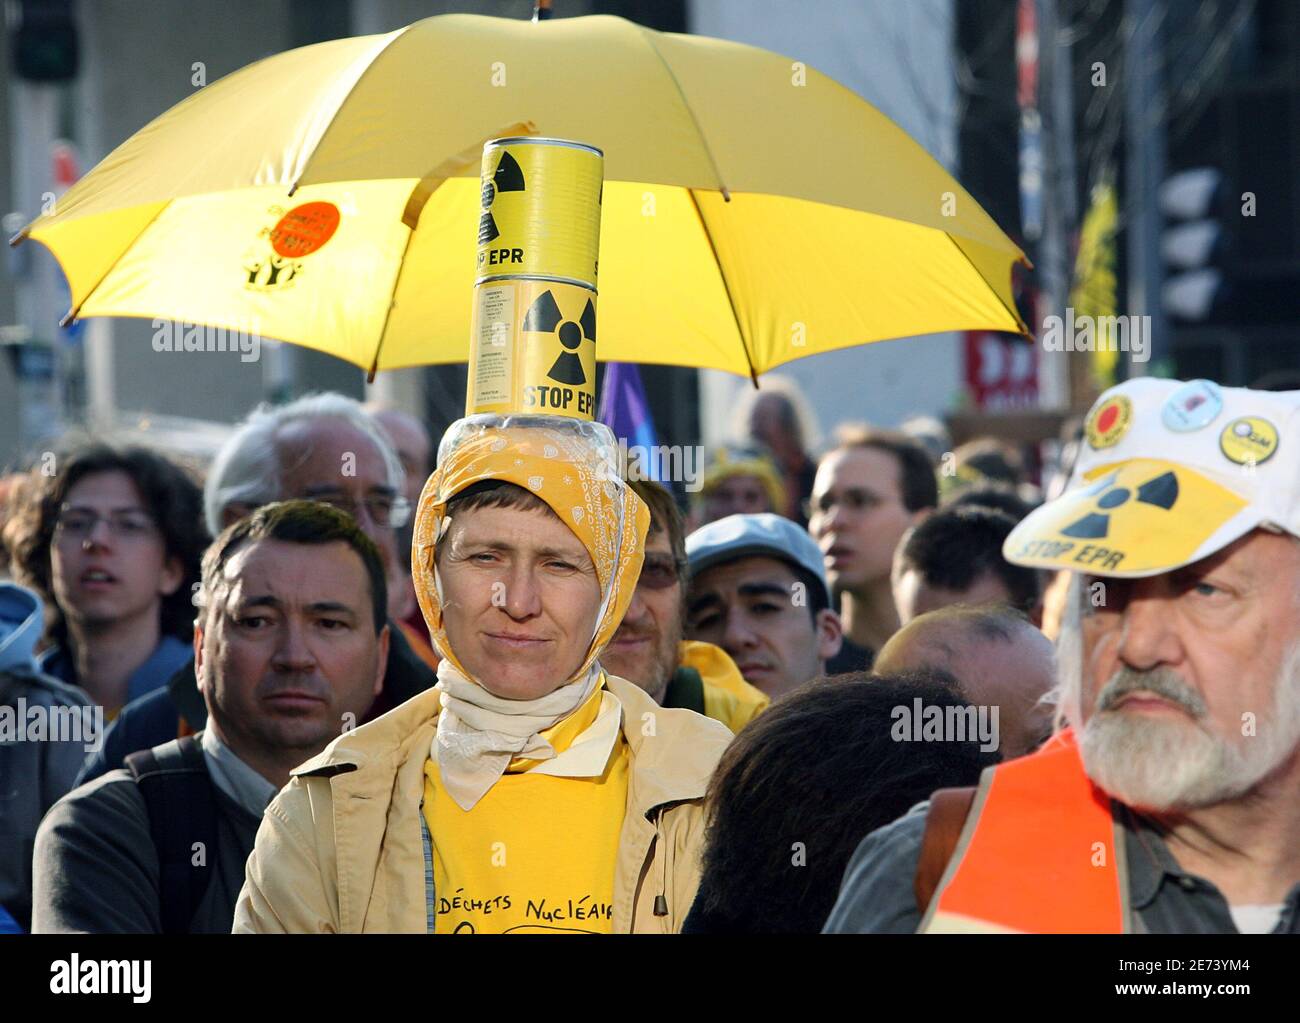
12,12,1028,381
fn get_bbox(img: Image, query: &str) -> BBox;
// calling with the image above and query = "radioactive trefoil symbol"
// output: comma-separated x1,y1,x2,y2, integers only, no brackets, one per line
1060,471,1179,540
478,151,526,245
522,290,596,385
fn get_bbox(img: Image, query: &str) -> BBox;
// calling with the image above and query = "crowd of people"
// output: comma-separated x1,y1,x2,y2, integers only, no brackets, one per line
1,372,1298,935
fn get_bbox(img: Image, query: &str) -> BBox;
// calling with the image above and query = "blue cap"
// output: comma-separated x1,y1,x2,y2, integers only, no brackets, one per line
686,513,832,605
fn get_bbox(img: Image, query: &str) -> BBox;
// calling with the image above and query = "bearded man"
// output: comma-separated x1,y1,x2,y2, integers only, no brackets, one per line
233,417,730,934
825,378,1300,934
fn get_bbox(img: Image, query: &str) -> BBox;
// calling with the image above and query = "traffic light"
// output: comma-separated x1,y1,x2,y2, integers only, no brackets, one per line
11,0,79,83
1158,167,1226,322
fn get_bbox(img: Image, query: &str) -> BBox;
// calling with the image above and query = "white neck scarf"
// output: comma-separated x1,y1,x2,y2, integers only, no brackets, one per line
433,658,602,810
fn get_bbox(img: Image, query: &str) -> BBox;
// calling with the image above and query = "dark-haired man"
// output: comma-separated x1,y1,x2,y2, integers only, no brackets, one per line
808,426,937,667
891,504,1043,624
32,502,387,933
685,514,843,702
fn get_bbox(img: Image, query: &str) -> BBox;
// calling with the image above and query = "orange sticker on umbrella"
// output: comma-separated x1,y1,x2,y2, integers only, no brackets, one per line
269,202,340,258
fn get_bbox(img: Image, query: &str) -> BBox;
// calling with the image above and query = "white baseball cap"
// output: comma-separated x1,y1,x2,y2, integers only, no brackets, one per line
1004,378,1300,578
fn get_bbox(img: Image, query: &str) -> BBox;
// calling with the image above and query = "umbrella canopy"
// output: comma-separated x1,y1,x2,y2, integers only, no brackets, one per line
14,13,1028,379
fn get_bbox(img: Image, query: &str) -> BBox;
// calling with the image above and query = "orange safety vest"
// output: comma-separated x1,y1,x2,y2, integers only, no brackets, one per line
920,728,1130,933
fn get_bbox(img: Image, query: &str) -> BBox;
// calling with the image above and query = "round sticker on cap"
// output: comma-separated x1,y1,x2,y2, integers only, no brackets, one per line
1086,395,1133,449
1162,379,1223,432
1220,417,1278,466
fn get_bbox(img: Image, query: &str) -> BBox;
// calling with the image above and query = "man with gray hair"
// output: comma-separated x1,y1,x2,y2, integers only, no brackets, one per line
826,378,1300,934
77,393,436,784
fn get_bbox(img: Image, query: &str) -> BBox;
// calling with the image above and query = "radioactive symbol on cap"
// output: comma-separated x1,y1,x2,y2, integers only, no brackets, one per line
478,151,526,245
1060,471,1179,540
522,289,596,385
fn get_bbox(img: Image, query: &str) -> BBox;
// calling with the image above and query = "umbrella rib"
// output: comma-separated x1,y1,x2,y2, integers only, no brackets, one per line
942,232,1032,337
289,25,415,194
686,188,757,386
633,26,731,201
366,224,418,382
55,201,174,327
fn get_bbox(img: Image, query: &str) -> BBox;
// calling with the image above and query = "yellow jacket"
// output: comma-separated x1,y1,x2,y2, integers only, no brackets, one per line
676,641,770,733
232,675,731,934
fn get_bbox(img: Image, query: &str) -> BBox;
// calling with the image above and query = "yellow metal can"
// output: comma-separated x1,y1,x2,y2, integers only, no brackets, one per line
466,278,598,420
476,137,603,288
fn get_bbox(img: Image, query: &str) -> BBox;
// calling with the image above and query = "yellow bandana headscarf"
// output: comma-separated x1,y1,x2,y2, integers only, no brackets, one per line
411,415,650,685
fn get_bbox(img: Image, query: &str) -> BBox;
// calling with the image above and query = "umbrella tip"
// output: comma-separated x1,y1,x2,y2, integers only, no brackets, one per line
58,311,77,329
7,229,27,248
533,0,553,22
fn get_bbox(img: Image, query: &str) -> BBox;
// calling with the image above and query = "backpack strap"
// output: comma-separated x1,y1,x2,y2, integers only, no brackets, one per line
913,786,977,916
125,735,219,934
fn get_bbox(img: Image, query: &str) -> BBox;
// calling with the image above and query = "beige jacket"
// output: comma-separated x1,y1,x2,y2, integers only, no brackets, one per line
233,675,731,934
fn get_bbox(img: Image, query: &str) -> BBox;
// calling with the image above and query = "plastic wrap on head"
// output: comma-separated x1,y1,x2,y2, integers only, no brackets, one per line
411,414,650,683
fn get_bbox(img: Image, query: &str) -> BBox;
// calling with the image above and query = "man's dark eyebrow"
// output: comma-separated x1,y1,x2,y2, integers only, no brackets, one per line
307,601,357,618
231,595,282,613
299,483,397,498
815,485,878,505
737,581,792,601
688,592,724,616
229,596,357,617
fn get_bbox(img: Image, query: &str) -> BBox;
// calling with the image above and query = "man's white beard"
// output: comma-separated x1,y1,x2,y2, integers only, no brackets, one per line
1078,641,1300,812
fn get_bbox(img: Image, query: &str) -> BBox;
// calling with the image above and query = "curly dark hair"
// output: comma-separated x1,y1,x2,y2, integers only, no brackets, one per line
688,671,999,933
3,443,209,649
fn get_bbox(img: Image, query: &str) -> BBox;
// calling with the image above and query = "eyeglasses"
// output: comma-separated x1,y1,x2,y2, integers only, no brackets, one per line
806,488,884,521
309,493,411,530
55,510,159,542
637,555,684,591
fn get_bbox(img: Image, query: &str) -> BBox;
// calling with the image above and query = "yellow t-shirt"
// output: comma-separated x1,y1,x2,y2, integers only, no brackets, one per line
423,685,630,934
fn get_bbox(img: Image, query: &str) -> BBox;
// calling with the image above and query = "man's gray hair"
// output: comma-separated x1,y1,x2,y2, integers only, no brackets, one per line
204,392,405,535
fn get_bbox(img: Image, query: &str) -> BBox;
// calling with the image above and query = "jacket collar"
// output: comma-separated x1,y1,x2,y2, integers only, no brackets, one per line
292,672,718,818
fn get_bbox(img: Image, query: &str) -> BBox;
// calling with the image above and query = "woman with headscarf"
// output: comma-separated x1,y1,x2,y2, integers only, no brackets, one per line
233,416,731,934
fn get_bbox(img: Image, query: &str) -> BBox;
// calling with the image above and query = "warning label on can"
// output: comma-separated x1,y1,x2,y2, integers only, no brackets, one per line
466,278,596,420
471,286,514,408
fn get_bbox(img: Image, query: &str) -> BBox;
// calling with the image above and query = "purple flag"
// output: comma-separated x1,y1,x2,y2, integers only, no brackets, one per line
598,362,661,478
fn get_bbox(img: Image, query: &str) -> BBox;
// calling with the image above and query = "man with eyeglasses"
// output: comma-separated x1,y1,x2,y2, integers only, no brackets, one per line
601,481,769,733
76,393,436,784
808,426,938,672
